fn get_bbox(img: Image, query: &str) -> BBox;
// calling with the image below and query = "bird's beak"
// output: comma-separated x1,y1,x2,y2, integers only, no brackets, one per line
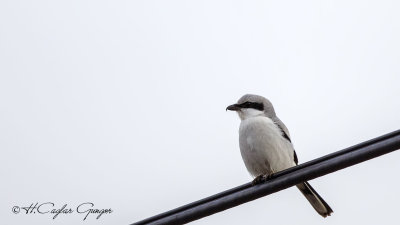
226,104,240,111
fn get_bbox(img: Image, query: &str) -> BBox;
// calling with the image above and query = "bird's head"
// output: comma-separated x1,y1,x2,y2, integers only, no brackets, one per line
226,94,276,120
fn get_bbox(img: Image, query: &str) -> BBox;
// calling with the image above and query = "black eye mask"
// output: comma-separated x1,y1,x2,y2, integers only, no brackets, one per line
239,101,264,111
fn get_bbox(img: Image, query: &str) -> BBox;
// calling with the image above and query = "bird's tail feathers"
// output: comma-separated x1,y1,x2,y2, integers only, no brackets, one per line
296,181,333,218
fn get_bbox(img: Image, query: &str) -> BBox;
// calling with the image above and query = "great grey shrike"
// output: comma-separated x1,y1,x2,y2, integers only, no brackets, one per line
226,94,333,217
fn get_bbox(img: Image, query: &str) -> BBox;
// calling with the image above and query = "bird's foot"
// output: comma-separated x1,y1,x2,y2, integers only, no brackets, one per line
252,174,274,185
252,175,264,185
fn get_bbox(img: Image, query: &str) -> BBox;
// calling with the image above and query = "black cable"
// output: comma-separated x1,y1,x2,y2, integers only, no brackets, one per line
132,129,400,225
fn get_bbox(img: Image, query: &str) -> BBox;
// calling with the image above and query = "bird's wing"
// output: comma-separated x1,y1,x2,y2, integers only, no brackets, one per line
273,117,298,165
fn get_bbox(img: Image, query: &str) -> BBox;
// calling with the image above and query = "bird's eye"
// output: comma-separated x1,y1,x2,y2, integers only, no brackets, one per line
240,102,253,108
241,101,264,110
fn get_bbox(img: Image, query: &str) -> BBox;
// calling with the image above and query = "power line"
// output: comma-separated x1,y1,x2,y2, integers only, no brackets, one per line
132,130,400,225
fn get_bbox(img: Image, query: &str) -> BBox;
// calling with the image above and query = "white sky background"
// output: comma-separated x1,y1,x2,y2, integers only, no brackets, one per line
1,0,400,224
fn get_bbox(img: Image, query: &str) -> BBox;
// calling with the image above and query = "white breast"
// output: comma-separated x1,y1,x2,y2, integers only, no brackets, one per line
239,116,295,177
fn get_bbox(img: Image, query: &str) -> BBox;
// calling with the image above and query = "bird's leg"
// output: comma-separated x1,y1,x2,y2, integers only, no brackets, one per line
252,175,264,185
252,174,275,185
264,173,274,180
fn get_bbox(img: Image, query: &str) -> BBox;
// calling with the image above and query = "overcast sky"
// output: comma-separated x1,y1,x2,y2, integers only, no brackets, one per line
1,1,400,225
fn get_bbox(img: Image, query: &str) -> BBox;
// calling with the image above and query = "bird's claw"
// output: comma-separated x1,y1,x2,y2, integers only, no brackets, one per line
252,174,274,185
252,175,263,185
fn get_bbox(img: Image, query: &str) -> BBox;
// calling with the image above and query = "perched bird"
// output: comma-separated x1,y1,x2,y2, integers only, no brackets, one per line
226,94,333,217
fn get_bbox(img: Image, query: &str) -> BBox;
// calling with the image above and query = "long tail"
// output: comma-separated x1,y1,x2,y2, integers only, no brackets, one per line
296,181,333,217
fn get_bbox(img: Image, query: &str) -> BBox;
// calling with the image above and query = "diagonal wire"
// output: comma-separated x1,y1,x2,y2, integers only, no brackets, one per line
132,129,400,225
